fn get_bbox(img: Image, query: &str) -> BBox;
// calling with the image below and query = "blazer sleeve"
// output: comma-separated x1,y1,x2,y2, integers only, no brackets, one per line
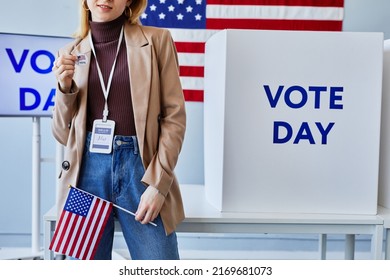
51,42,80,146
141,29,186,197
51,81,79,146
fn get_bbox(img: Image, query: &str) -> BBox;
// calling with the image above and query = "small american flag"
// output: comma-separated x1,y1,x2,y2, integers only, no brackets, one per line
49,186,112,260
140,0,345,102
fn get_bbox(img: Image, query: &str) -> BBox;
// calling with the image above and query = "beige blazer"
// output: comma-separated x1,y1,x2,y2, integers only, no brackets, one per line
52,23,186,235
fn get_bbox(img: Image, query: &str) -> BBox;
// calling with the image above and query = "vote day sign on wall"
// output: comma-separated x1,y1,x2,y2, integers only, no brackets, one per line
0,33,72,117
204,30,383,215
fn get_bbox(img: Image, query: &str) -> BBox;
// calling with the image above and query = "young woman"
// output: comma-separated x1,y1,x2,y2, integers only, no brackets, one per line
51,0,186,260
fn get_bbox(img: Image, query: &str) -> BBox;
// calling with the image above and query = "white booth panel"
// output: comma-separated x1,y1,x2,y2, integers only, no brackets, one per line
204,30,383,215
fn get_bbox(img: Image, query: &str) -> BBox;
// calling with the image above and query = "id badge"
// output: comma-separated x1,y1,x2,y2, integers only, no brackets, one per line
90,119,115,154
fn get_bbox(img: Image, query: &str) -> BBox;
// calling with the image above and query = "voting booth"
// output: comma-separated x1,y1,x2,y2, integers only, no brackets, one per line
379,39,390,208
204,30,383,215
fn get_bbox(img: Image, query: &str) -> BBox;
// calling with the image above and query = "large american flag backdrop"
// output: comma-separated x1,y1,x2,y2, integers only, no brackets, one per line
140,0,345,102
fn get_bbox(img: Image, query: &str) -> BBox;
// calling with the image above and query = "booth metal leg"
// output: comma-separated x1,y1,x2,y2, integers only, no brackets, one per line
319,234,327,260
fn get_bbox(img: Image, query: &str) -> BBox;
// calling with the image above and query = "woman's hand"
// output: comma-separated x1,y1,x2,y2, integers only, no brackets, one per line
52,54,77,93
135,186,165,224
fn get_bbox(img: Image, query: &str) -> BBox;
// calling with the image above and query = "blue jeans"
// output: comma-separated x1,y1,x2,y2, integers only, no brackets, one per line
77,132,179,260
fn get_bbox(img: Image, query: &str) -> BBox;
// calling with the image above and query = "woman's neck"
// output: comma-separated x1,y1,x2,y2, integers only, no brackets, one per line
89,14,125,43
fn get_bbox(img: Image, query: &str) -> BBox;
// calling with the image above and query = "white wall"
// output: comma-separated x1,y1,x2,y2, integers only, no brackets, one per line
343,0,390,38
0,0,389,250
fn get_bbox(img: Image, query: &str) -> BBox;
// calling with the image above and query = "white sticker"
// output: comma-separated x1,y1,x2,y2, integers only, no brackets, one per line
76,53,88,65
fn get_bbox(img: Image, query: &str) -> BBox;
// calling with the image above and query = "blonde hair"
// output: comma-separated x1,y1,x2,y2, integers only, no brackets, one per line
74,0,148,38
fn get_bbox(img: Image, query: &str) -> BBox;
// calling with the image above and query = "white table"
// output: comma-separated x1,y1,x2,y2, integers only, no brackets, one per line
44,185,384,260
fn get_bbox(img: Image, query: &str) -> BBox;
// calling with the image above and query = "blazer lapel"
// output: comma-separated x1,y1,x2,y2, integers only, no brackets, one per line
124,24,151,155
71,36,92,89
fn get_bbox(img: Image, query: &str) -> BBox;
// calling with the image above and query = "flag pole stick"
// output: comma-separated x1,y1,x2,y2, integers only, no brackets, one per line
112,204,157,227
69,185,157,227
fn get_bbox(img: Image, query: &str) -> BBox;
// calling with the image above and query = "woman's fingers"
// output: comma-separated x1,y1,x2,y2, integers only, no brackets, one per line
53,55,77,92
